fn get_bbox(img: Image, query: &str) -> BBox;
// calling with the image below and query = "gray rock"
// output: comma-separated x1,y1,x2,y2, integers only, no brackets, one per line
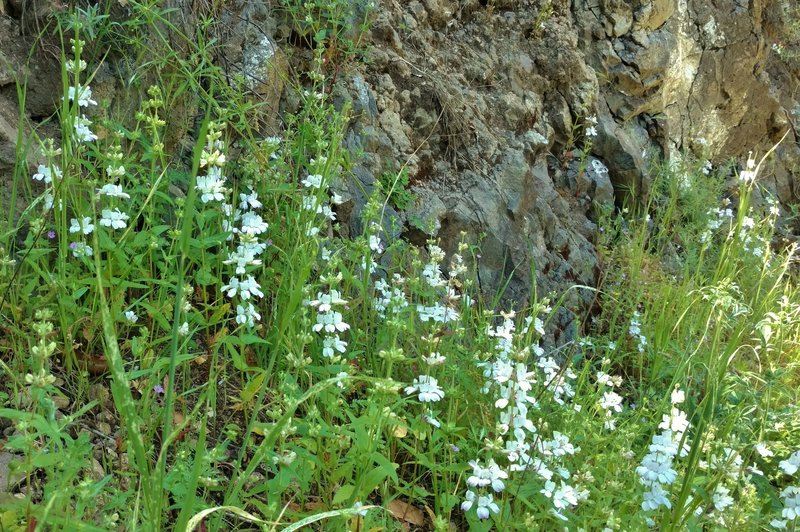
633,0,676,31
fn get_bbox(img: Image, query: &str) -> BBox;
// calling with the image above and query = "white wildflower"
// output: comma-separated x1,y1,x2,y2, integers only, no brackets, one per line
97,183,130,199
99,208,129,230
235,303,261,328
196,171,227,203
32,164,62,184
69,216,94,235
70,242,93,258
73,115,98,143
322,335,348,358
67,85,97,107
301,174,324,189
313,311,350,333
405,375,444,403
780,451,800,476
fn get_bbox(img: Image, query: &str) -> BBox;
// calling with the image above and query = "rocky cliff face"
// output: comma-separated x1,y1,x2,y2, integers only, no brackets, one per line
1,0,798,322
333,0,800,310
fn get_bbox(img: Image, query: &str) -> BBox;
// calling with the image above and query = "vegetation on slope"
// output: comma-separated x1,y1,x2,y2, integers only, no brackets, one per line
0,3,799,530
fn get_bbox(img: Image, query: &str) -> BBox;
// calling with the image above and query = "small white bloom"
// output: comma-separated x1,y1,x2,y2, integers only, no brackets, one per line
313,311,350,333
475,493,500,519
100,208,129,230
780,486,800,520
222,276,264,300
642,483,672,511
67,85,97,107
369,234,383,252
301,174,324,189
73,115,98,143
712,484,734,512
235,303,261,328
196,171,227,203
32,164,62,184
308,290,348,312
70,242,93,258
178,322,189,336
405,375,444,402
552,482,579,510
779,451,800,476
755,442,773,458
124,310,138,323
238,189,262,210
240,212,268,235
322,334,348,358
671,387,685,405
69,216,94,235
659,408,689,433
97,183,130,199
600,391,623,413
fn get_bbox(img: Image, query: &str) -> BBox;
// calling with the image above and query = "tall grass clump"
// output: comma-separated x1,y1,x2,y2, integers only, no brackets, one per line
0,3,799,531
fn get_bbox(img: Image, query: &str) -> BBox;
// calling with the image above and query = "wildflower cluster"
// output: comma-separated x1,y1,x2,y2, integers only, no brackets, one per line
636,386,690,513
205,123,267,330
308,273,350,360
195,122,229,204
772,449,800,528
595,366,624,431
584,115,598,138
628,311,647,353
415,244,463,324
373,274,409,318
97,143,130,230
67,39,98,144
404,242,472,427
62,40,107,258
692,446,749,526
300,155,340,238
463,303,584,522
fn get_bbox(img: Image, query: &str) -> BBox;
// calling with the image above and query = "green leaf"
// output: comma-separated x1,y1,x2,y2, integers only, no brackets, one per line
225,342,248,371
332,484,354,505
241,370,267,405
196,265,218,287
282,506,382,532
370,451,399,484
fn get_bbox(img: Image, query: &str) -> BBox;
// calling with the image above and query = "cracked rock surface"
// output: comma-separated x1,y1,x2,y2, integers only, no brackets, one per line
336,0,799,321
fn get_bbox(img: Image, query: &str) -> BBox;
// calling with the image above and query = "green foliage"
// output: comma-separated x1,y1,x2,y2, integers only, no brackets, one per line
379,168,415,211
0,2,799,531
276,0,373,70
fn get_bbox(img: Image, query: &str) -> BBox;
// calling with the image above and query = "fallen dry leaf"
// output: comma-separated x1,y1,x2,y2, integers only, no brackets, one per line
392,423,408,438
387,499,425,527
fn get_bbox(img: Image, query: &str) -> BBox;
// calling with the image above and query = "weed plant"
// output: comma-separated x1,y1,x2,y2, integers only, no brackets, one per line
0,4,799,531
